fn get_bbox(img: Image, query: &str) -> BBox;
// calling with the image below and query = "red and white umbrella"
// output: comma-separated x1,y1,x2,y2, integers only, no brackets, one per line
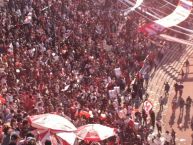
57,132,77,145
76,124,116,141
28,113,76,132
33,129,76,145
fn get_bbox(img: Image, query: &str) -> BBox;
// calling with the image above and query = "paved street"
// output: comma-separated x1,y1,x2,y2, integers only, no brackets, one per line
163,55,193,145
145,44,193,145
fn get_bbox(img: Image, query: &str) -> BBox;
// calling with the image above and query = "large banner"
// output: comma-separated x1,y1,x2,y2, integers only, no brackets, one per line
123,0,144,16
139,0,192,36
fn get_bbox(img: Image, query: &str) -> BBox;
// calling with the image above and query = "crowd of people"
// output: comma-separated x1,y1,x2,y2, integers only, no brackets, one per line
0,0,180,145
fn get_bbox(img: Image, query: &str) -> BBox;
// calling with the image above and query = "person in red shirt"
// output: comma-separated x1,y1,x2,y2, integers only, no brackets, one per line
24,95,36,112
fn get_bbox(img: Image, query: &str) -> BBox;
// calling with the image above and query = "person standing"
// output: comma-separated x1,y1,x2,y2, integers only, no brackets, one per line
180,69,185,80
173,82,179,96
164,131,172,145
143,72,149,89
142,109,147,126
178,82,184,97
159,96,164,111
191,117,193,131
185,59,190,73
150,110,155,130
186,96,192,111
179,97,185,114
171,129,176,145
164,82,170,97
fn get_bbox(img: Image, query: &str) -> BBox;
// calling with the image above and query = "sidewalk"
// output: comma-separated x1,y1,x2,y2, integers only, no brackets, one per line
163,56,193,145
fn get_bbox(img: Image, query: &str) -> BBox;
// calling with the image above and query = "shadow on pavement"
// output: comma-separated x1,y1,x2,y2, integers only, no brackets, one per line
177,77,193,82
163,96,168,105
183,106,191,131
177,97,185,130
156,110,162,121
169,96,178,127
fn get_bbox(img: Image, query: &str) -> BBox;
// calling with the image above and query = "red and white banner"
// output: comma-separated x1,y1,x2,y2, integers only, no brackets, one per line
123,0,144,16
143,100,153,114
33,129,76,145
139,0,192,36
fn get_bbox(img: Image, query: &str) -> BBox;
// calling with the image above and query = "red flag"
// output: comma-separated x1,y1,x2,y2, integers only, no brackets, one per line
0,96,6,104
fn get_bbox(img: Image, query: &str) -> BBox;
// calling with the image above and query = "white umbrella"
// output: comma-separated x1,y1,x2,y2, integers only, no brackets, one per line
57,132,77,145
76,124,116,142
29,113,76,132
33,129,76,145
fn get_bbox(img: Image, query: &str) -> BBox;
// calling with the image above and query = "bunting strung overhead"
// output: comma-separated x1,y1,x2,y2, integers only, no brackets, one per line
139,0,193,36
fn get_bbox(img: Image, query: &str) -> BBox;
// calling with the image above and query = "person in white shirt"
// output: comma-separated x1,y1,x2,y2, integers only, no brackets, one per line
164,131,172,145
